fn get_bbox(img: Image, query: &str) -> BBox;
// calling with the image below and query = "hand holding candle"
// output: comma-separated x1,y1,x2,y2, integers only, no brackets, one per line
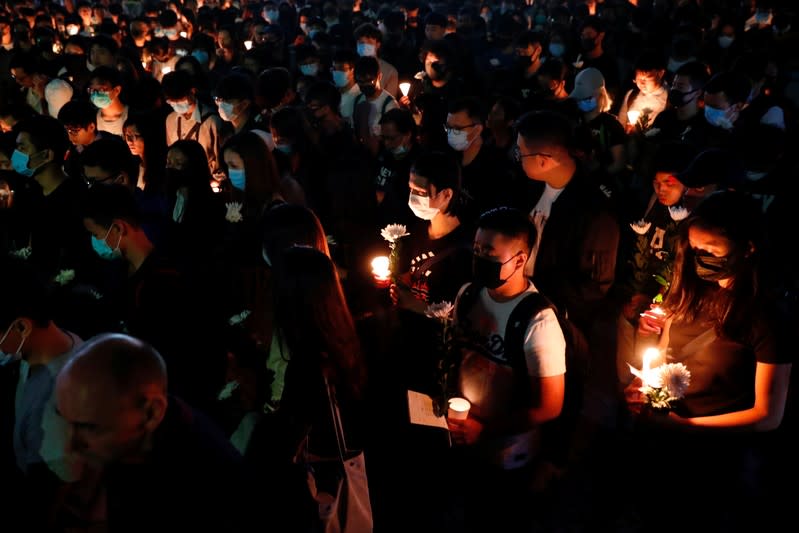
627,109,641,126
371,256,391,288
638,305,666,335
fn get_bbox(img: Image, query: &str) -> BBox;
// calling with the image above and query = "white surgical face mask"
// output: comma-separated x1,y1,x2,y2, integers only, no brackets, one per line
299,63,319,77
218,101,237,122
447,129,472,151
170,100,192,114
408,192,440,220
357,42,376,57
718,35,734,49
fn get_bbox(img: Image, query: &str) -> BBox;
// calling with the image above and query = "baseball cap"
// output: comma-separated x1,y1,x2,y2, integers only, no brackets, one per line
569,67,605,100
676,148,745,189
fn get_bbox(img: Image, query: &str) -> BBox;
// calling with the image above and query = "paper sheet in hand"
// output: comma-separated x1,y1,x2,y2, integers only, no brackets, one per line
407,390,448,429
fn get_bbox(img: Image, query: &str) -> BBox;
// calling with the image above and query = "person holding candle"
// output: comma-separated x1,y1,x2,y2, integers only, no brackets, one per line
447,206,567,533
623,190,794,531
388,151,472,393
617,50,669,134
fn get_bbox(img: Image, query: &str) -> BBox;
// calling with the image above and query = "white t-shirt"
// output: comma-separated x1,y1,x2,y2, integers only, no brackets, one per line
525,183,564,277
454,281,566,469
340,84,361,126
96,105,129,137
354,91,398,137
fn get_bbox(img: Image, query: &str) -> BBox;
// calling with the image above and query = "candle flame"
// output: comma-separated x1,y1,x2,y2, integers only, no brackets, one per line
399,82,411,97
371,256,390,278
627,110,641,124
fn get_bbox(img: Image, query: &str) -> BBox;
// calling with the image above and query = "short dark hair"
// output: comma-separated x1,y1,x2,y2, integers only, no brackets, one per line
704,71,752,106
411,151,462,217
424,12,447,28
379,107,417,137
354,22,383,43
90,34,119,56
304,81,341,111
89,65,123,88
332,48,358,69
214,72,254,101
80,136,138,183
9,50,45,75
477,207,537,250
448,96,484,123
0,257,54,329
516,110,574,150
15,115,71,163
513,30,544,49
81,182,142,228
161,69,196,100
57,99,98,129
354,56,380,79
674,61,711,89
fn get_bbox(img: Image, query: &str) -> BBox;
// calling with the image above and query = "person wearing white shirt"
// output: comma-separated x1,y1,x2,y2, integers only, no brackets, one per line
354,22,399,98
618,52,669,133
352,56,398,156
331,49,362,127
88,66,128,137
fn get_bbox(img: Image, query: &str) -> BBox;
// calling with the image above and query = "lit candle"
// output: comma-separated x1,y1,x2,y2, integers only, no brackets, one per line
244,40,253,50
641,347,660,387
161,66,173,75
371,256,391,287
627,110,641,125
399,82,411,97
180,31,188,38
447,397,470,421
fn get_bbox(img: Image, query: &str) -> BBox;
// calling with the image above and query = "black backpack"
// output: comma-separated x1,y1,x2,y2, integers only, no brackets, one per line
455,282,590,465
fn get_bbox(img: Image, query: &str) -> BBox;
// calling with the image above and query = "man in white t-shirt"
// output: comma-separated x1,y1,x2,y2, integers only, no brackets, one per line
448,206,566,532
352,56,398,156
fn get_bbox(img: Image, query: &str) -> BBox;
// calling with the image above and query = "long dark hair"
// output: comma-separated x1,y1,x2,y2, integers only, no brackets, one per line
272,246,365,400
664,190,766,339
222,130,282,212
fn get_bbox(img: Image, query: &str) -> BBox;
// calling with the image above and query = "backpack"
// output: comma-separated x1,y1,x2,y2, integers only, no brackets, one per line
455,282,590,466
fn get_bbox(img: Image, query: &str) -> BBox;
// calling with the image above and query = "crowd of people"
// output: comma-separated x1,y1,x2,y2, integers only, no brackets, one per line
0,0,797,531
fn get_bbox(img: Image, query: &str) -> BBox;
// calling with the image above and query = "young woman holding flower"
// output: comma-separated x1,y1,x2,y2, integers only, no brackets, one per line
622,190,794,530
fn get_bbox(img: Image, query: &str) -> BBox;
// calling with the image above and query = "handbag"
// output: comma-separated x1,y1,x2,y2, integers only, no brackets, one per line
298,375,373,533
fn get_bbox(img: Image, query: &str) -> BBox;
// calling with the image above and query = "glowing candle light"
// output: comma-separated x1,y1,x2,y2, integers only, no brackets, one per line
447,397,471,420
399,82,411,97
161,66,172,75
641,347,660,387
627,110,641,125
244,40,253,50
371,256,391,287
180,31,188,38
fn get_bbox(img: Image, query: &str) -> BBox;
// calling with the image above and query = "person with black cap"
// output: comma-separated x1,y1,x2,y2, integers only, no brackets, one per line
675,146,743,211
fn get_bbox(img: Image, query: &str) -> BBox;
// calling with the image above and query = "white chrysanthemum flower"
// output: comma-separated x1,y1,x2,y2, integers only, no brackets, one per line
668,205,689,221
218,380,240,401
225,202,244,223
425,301,454,321
10,246,32,259
229,309,251,326
326,234,337,246
630,220,652,235
656,363,691,399
381,223,410,243
54,269,76,286
89,289,103,300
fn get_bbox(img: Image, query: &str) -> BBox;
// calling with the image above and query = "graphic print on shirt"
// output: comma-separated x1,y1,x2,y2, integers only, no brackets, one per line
409,249,436,303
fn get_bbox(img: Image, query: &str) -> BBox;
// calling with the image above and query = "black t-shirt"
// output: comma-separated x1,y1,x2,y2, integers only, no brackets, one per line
576,112,625,171
459,143,515,227
668,298,792,418
649,109,710,147
398,221,473,306
373,145,417,229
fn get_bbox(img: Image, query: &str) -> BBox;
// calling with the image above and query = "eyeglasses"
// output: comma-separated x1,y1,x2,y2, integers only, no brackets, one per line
512,145,552,162
84,173,119,188
124,133,142,142
444,123,476,134
65,127,84,136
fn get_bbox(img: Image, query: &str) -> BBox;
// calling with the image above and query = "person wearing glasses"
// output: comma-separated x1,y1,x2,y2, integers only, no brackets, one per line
86,65,128,137
57,99,108,182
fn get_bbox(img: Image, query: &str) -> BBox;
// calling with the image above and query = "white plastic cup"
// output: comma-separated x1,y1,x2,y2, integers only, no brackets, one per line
447,397,470,421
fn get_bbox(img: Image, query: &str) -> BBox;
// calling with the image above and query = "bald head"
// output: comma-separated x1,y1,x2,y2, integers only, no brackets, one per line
56,334,169,466
61,333,168,396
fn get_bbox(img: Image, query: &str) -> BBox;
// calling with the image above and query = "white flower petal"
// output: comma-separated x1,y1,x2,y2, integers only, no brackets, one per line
629,220,652,235
668,206,689,221
225,202,244,223
380,223,410,243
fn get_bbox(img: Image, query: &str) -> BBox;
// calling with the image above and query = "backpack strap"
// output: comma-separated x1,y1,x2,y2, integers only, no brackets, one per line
454,282,481,324
504,291,557,407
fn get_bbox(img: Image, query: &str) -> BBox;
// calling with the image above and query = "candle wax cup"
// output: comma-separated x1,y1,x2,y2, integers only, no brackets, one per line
447,397,470,420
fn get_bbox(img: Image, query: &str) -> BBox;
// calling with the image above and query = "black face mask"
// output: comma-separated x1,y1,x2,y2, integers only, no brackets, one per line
515,55,532,69
472,252,520,290
431,61,447,77
359,84,377,98
668,88,695,107
693,250,739,282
